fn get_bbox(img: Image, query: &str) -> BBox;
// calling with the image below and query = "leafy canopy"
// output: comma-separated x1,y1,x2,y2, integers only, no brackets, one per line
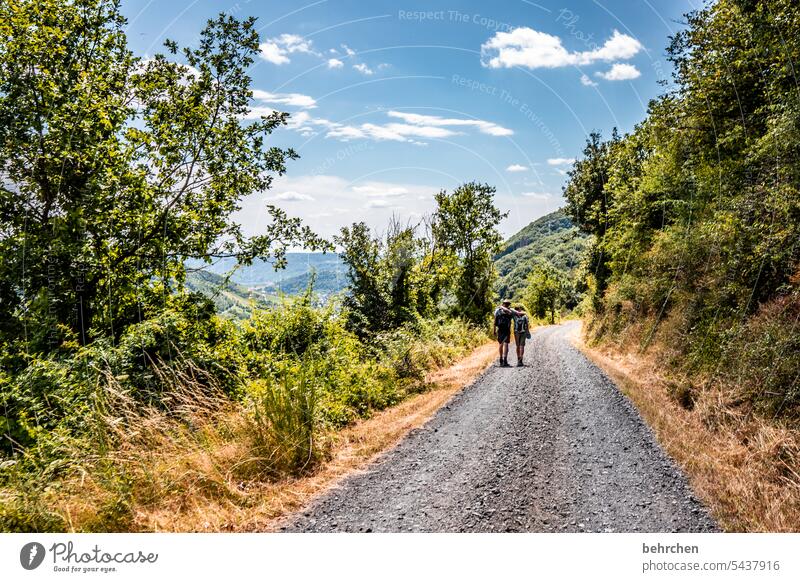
0,0,326,351
434,182,507,324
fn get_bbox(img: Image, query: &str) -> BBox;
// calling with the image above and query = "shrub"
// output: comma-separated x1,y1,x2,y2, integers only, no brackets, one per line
243,370,323,478
720,293,800,417
0,292,488,531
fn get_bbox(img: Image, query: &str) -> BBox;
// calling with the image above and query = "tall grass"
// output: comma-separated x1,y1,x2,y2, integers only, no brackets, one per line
584,287,800,530
0,297,487,531
244,370,323,478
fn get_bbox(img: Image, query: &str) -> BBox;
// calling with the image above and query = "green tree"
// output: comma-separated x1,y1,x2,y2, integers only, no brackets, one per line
433,182,506,325
563,131,618,304
384,218,419,326
524,264,564,324
336,223,389,334
0,0,325,351
337,218,444,334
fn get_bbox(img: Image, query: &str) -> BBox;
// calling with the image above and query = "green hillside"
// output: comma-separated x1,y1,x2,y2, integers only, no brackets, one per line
494,209,590,300
185,270,274,319
195,252,345,287
263,269,348,298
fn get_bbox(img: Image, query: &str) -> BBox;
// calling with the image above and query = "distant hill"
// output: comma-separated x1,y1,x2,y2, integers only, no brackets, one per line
185,270,274,319
494,209,590,300
262,269,349,298
187,252,349,299
187,220,588,310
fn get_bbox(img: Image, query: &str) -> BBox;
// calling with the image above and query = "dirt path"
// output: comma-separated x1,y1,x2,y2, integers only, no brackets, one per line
284,322,717,532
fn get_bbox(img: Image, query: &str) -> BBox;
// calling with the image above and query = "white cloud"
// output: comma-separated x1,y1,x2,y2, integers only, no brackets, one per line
506,164,529,172
520,191,552,199
242,106,280,120
259,42,290,65
234,175,438,239
251,89,317,109
353,63,374,75
259,33,318,65
547,157,575,166
272,191,314,202
341,44,356,56
329,122,455,141
585,31,643,62
281,110,511,144
327,58,344,69
387,111,513,137
352,185,409,198
367,199,394,208
481,28,642,69
596,62,641,81
580,74,598,87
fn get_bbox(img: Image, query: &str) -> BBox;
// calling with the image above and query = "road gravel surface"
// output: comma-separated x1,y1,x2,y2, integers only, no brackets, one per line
285,322,717,532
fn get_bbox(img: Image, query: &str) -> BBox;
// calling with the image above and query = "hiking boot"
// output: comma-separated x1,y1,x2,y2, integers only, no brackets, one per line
517,360,524,367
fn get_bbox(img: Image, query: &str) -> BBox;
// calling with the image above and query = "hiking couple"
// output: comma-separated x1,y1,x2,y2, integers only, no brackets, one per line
493,300,530,367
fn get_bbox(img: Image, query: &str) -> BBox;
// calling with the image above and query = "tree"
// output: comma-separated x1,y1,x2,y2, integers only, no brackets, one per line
563,131,618,302
524,264,564,324
0,0,325,352
335,223,391,334
433,182,506,325
337,217,449,334
382,218,415,327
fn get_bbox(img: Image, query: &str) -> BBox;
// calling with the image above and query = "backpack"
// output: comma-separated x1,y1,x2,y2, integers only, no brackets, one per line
494,308,512,329
515,315,529,335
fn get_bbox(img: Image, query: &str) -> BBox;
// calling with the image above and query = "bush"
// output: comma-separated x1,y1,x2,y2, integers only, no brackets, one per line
244,370,323,478
720,293,800,417
0,291,488,531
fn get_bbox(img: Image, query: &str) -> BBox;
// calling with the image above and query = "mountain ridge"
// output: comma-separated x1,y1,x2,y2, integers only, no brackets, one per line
494,209,590,301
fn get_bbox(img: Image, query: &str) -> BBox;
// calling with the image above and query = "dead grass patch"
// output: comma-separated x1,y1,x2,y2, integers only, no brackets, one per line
573,325,800,532
120,342,497,532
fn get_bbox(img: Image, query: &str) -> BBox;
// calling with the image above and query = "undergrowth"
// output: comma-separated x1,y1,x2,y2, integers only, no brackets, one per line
0,295,486,532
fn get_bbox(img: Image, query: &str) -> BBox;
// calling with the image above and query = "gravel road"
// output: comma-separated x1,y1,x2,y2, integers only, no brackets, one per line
284,322,717,532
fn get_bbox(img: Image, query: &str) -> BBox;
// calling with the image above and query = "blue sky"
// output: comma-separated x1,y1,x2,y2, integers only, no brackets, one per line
122,0,698,239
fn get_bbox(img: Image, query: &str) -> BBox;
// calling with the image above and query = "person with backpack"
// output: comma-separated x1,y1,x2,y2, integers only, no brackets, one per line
513,305,531,367
493,300,515,367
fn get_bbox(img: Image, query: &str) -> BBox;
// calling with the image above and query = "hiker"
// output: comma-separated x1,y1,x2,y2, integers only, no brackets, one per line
513,305,530,367
493,300,514,367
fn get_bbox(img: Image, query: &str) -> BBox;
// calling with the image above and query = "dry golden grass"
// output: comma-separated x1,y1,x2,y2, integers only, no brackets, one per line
60,342,496,532
573,324,800,532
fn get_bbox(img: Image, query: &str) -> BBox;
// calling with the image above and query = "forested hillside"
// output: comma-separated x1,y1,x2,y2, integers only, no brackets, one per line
196,252,345,290
494,209,589,301
187,252,348,308
264,269,347,297
185,270,274,318
564,0,800,529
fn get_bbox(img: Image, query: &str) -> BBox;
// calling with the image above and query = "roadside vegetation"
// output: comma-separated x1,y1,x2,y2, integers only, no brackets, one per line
0,1,501,531
564,0,800,530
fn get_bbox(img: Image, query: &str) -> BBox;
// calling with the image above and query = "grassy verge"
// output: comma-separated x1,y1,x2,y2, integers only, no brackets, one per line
226,342,495,532
0,297,491,532
75,342,496,532
574,323,800,532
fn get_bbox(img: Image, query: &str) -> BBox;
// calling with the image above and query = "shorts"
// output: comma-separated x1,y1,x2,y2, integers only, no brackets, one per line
515,332,527,346
497,327,511,344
